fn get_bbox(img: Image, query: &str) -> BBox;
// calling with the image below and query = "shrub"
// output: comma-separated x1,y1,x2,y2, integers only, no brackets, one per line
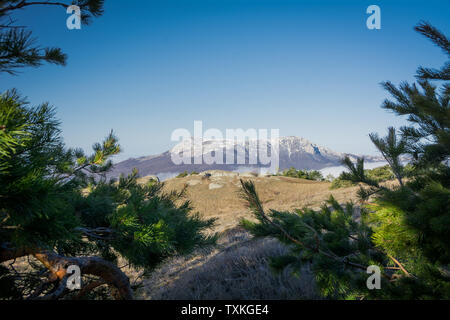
0,91,216,299
280,167,324,181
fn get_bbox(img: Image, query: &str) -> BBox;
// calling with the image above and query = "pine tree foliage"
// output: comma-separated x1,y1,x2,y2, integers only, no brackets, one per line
330,165,398,190
0,91,216,299
369,127,407,186
0,0,105,74
240,22,450,299
414,22,450,81
0,1,217,300
381,81,449,167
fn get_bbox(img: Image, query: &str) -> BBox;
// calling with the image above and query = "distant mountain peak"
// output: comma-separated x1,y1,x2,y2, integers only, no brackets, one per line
108,136,384,180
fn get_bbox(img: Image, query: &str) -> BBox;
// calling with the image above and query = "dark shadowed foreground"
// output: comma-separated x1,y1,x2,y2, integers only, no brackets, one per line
136,227,319,300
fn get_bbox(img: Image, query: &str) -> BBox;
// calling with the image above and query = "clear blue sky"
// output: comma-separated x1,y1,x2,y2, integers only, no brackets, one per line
1,0,449,161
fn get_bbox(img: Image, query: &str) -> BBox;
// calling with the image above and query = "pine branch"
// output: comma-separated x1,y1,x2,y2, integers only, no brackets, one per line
0,1,105,74
0,1,69,14
414,21,450,56
0,0,104,17
414,22,450,81
239,179,378,274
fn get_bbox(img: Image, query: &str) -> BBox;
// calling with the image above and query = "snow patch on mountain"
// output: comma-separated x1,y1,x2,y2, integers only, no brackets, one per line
108,136,384,179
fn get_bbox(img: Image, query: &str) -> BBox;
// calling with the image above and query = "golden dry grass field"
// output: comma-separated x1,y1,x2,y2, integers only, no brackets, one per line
148,171,361,233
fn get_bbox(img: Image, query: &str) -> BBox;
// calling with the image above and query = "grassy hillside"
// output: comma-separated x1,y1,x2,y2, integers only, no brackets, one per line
153,171,361,233
127,171,363,299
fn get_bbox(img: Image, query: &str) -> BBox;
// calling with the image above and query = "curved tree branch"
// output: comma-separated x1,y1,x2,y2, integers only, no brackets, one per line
33,251,133,300
0,1,69,15
0,245,133,299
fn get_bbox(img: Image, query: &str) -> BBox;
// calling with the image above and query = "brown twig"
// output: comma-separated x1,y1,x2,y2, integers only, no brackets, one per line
387,254,412,277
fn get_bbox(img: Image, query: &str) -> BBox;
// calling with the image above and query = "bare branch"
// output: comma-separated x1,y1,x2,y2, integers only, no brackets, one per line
0,245,133,299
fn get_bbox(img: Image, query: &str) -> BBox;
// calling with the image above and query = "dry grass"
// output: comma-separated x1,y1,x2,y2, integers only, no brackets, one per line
135,227,320,300
160,173,360,233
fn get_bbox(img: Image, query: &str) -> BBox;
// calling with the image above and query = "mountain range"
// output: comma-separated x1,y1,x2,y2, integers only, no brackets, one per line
107,136,384,180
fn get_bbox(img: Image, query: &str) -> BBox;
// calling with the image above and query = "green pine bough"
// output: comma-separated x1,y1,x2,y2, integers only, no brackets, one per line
239,22,450,300
0,90,217,299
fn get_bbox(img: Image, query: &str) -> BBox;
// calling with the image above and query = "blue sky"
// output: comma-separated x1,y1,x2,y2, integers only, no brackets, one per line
1,0,449,161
